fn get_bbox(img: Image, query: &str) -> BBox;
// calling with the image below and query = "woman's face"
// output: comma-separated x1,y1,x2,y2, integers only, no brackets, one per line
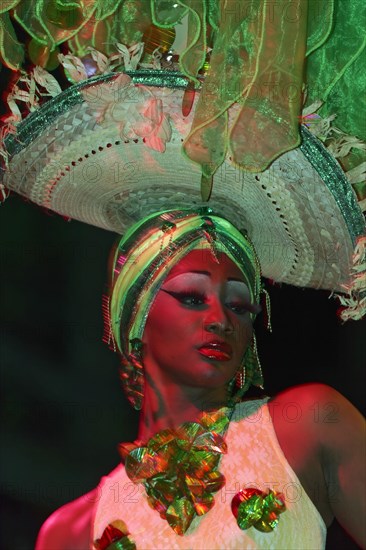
143,249,258,397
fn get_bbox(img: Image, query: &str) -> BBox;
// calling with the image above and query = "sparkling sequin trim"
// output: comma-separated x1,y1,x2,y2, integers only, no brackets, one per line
300,126,365,243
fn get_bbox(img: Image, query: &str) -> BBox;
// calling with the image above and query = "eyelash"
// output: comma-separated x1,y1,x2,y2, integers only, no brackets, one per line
163,290,248,314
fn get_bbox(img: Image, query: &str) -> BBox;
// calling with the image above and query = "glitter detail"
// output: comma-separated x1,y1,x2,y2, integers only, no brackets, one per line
300,126,365,243
231,488,286,532
94,520,136,550
119,408,232,536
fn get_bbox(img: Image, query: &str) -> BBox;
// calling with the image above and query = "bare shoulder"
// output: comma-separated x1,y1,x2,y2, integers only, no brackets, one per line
269,383,365,451
35,488,98,550
270,382,364,435
271,382,348,407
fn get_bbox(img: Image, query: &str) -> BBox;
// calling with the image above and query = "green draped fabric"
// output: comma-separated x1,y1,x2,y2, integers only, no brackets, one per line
305,0,366,169
1,0,365,174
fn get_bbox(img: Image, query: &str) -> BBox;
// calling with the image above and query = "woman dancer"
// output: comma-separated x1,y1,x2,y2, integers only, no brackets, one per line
1,3,365,548
35,209,365,549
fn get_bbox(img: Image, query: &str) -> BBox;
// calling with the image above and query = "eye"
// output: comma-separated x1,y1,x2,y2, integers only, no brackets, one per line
226,302,248,315
161,289,206,306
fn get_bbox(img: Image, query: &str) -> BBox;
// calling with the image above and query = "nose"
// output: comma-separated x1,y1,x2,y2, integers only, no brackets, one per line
204,298,234,334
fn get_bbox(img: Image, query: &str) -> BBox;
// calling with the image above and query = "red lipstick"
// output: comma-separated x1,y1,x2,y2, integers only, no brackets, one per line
198,341,232,361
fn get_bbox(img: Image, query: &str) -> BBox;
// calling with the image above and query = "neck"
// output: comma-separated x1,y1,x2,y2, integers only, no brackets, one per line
137,374,231,442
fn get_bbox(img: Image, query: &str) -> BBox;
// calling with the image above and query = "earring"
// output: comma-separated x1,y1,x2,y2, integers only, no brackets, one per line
119,338,144,410
228,332,263,405
227,362,247,407
235,364,246,390
246,332,264,389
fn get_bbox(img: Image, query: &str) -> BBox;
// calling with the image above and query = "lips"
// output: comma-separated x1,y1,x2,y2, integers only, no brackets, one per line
197,341,233,361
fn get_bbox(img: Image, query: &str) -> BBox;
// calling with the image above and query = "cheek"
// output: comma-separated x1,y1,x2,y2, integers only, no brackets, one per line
231,316,253,356
240,317,253,340
143,299,195,353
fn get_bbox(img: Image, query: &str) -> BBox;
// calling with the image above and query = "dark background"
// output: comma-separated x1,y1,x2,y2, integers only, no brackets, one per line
0,9,365,548
0,193,365,549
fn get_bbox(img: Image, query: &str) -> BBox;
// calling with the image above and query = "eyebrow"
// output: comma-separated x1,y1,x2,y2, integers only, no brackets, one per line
182,270,246,283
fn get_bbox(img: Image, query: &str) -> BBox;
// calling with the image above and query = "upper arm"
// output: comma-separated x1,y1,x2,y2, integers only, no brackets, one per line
273,383,365,547
35,488,98,550
317,386,366,548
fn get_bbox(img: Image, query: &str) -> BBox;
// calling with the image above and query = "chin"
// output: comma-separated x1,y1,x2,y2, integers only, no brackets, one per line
190,359,236,387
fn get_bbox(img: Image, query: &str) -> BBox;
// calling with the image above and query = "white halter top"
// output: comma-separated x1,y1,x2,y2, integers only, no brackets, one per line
92,399,327,549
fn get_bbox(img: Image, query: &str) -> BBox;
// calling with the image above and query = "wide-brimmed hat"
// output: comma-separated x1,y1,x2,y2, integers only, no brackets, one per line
1,57,365,320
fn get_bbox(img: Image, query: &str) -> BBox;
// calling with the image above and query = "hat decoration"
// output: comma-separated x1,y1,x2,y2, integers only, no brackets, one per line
2,1,365,173
0,1,365,321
